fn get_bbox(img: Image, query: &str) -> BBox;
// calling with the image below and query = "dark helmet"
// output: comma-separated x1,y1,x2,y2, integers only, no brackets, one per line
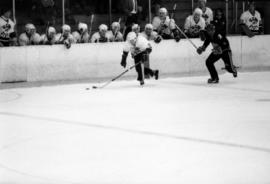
247,0,255,7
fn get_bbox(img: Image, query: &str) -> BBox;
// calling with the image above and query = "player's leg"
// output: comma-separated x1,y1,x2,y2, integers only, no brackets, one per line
142,52,159,80
222,51,237,78
134,53,145,85
144,53,150,79
206,53,221,83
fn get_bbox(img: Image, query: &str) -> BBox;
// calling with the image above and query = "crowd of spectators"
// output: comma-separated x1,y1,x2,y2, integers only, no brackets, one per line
0,0,264,48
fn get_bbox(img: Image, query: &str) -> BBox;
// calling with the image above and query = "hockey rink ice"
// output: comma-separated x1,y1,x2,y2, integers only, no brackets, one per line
0,71,270,184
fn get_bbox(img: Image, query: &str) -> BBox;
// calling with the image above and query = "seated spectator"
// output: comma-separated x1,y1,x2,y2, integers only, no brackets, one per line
19,24,41,46
131,23,141,35
120,0,142,40
72,22,90,43
0,7,17,47
152,7,180,41
184,8,206,38
90,24,109,43
140,23,162,43
56,24,75,49
240,1,263,37
107,22,124,42
197,0,213,25
40,26,57,45
211,8,226,35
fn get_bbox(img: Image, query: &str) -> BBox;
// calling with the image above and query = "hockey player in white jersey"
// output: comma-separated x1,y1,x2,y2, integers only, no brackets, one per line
90,24,109,43
56,24,75,49
19,24,41,46
184,8,206,38
152,7,180,41
40,26,57,45
240,1,263,37
140,24,162,78
107,22,124,42
72,22,90,43
0,8,16,46
197,0,213,25
121,32,159,86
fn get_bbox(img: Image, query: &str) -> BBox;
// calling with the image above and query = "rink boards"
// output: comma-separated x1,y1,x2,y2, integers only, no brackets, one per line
0,35,270,83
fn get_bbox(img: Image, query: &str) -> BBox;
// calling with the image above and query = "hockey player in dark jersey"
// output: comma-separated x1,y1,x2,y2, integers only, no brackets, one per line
197,24,237,84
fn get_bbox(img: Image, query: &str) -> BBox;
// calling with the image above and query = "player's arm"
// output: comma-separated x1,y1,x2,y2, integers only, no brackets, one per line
197,36,210,55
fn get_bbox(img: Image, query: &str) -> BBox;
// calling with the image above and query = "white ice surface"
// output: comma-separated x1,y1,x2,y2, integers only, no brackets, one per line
0,72,270,184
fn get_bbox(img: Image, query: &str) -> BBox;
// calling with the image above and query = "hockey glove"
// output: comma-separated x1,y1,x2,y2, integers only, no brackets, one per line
64,40,71,49
197,46,205,55
146,47,152,54
172,29,181,42
154,35,162,43
121,51,128,68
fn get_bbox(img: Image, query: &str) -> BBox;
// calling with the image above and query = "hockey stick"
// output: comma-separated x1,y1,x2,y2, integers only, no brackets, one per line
89,62,141,90
175,24,198,50
89,14,95,37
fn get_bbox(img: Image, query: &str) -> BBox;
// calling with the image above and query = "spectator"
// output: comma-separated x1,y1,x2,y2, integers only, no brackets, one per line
72,22,90,43
107,22,124,42
211,8,226,36
240,1,263,37
0,7,17,47
140,23,161,43
184,8,206,38
91,24,109,43
131,23,140,35
120,0,142,40
19,24,41,46
56,24,75,49
40,26,57,45
152,7,180,41
197,0,213,25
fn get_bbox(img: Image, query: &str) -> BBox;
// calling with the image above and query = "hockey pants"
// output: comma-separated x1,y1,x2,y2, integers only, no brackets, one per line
206,51,237,80
134,52,155,81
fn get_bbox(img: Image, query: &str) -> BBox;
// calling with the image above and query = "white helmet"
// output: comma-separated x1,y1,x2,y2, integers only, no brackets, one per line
25,23,35,31
132,24,140,32
111,22,120,30
99,24,108,31
62,24,71,32
47,26,56,34
78,22,88,32
193,8,203,16
159,7,168,15
145,23,153,31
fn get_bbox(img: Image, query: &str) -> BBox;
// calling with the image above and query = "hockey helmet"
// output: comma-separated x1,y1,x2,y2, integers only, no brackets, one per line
111,22,120,30
78,22,88,32
193,8,203,16
62,24,71,32
99,24,108,32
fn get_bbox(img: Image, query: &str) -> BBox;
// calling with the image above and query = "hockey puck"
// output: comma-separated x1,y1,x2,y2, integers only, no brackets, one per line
92,86,97,89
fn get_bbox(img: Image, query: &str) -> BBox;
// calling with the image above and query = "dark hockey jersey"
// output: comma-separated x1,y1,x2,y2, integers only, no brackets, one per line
202,31,230,51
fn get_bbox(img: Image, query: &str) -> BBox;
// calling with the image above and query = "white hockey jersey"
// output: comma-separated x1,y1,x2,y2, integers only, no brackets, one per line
184,15,206,35
240,10,261,32
90,32,110,43
200,7,213,24
106,30,124,42
152,16,176,35
123,34,151,56
72,31,90,43
140,31,159,41
19,32,41,46
0,16,15,42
